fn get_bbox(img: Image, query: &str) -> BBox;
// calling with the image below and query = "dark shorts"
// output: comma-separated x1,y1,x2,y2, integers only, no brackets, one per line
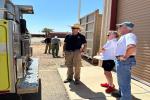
102,60,115,71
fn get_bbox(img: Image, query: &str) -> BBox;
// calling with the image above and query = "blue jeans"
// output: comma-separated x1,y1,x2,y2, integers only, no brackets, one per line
115,57,136,100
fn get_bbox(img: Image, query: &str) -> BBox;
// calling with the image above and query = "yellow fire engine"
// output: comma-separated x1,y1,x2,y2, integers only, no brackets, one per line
0,0,39,94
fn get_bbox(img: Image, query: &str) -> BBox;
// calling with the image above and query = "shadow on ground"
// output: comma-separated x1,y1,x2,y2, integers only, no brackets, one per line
69,81,107,100
0,79,41,100
132,96,141,100
112,90,142,100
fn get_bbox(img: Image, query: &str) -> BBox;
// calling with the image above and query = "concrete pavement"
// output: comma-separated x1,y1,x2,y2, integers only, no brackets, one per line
32,44,69,100
58,65,150,100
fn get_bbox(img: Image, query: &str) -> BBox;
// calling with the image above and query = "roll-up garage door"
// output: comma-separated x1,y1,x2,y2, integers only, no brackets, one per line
117,0,150,85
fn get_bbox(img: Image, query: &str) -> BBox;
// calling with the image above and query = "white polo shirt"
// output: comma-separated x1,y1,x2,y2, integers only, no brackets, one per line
101,39,118,60
116,33,137,56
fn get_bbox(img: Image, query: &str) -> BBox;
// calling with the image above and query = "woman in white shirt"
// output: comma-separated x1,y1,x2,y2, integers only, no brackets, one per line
99,31,118,93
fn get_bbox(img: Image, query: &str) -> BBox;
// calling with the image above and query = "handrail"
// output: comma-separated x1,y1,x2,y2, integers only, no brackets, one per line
0,8,15,16
0,8,7,12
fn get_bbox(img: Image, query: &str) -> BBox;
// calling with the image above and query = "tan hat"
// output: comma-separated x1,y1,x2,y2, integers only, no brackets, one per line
71,24,81,29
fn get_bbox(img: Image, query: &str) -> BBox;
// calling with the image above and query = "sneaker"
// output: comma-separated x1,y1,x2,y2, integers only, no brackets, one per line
64,79,72,83
74,80,80,85
100,83,109,87
53,56,56,58
111,91,121,98
105,86,115,93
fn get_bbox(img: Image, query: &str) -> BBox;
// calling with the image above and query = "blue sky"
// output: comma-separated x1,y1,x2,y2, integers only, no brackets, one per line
12,0,103,34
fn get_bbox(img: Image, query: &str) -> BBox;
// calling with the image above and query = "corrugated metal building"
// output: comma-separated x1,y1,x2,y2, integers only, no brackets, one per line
80,10,102,59
101,0,150,86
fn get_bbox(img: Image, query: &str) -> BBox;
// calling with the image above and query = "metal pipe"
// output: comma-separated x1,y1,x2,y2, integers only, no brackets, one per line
78,0,81,22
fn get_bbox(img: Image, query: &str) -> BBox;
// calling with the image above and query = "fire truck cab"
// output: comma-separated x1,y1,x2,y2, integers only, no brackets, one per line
0,0,39,94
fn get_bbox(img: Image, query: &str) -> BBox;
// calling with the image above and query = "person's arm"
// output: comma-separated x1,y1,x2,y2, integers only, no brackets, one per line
99,48,105,53
80,43,87,52
49,38,52,44
120,34,137,61
97,48,105,55
63,36,68,52
80,36,87,52
44,38,47,44
51,38,53,44
124,44,136,58
62,42,66,57
119,44,136,61
63,42,66,52
97,41,109,55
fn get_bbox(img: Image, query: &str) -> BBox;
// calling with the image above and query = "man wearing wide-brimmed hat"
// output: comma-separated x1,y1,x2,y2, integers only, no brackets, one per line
63,24,87,85
112,22,137,100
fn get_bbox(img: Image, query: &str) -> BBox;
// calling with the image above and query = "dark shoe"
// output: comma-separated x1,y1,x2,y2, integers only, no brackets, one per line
111,91,121,98
64,79,72,83
74,80,80,85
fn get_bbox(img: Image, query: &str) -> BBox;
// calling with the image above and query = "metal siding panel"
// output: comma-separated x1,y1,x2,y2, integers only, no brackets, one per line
117,0,150,84
80,10,102,58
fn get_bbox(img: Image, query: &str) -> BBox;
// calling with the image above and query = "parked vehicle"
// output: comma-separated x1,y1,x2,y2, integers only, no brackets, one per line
0,0,39,94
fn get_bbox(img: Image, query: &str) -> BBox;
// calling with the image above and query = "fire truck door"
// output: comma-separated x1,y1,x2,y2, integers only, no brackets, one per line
0,20,11,91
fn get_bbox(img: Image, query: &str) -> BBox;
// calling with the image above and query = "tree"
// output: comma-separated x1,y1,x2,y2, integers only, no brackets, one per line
41,28,54,37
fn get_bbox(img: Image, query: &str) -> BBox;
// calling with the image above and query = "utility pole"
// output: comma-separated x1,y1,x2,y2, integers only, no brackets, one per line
78,0,81,23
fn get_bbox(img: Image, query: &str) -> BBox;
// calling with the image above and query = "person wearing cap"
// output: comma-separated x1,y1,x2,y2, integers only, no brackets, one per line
51,36,61,58
112,22,137,100
98,31,118,93
63,24,87,85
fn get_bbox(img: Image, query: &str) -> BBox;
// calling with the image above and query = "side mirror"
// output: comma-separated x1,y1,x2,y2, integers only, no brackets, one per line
20,19,27,34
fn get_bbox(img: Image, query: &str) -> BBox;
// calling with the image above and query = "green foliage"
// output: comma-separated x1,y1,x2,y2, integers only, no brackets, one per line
41,28,54,33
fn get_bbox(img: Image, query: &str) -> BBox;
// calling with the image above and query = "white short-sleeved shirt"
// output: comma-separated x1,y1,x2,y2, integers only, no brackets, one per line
101,39,118,60
116,33,137,56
